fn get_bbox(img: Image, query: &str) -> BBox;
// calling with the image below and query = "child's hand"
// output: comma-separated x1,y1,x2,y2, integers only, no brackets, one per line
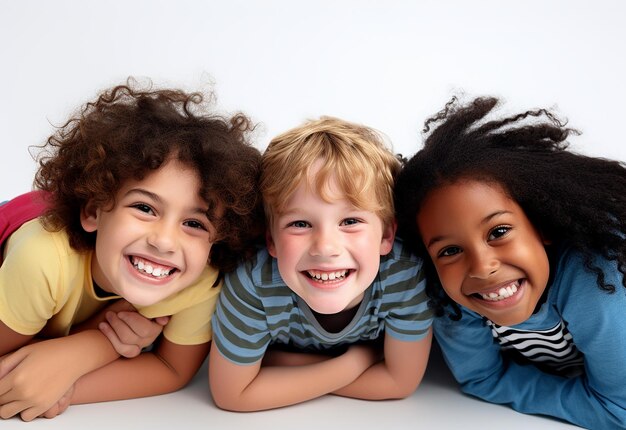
38,384,74,419
98,309,170,358
0,340,82,421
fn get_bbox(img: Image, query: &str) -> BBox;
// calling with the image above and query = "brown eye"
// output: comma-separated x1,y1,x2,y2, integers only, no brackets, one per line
488,225,511,240
184,220,207,231
438,246,461,258
131,203,154,215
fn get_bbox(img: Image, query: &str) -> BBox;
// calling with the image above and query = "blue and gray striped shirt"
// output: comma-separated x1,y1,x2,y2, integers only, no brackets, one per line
212,239,433,364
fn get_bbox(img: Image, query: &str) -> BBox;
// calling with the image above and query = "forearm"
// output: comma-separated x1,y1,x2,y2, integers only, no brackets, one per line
210,346,375,411
458,361,624,429
51,330,121,378
71,341,209,404
260,357,366,405
436,315,626,429
332,360,418,400
0,330,122,421
333,332,432,400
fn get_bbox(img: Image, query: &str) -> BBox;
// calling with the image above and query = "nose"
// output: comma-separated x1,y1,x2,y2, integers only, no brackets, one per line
467,246,499,279
147,220,179,253
309,226,341,257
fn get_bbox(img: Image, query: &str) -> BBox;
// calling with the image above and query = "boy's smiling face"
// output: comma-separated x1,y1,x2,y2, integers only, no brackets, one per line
417,180,550,326
267,162,395,315
81,159,215,306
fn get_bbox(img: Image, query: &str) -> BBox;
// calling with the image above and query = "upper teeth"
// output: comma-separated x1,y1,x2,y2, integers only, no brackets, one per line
132,257,173,278
307,270,347,281
480,283,519,301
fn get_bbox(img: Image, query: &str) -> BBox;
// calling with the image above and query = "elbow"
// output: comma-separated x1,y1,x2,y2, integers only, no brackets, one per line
212,397,239,412
210,386,247,412
393,369,426,399
393,382,421,399
383,376,422,400
211,395,250,412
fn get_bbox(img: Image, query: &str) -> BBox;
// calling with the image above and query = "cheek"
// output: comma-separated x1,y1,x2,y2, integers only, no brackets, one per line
432,263,463,297
520,238,550,279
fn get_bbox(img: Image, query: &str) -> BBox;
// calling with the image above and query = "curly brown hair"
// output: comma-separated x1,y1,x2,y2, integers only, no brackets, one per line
33,79,265,273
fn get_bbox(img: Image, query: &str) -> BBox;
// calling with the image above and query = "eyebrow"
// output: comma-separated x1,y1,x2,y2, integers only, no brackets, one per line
125,188,210,217
425,210,512,249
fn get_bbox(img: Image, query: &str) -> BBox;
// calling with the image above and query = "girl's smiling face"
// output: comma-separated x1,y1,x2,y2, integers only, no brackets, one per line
81,159,215,307
417,180,550,326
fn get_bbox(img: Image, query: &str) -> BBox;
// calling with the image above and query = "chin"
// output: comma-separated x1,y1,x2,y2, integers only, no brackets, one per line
308,301,347,315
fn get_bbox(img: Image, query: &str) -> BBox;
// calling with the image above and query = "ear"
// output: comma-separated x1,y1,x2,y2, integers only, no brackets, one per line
379,219,397,256
266,228,277,258
80,202,99,233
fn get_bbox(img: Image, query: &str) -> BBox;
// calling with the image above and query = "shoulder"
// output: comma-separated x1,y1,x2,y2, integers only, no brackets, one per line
0,220,82,333
379,238,424,275
377,237,426,291
8,218,63,247
5,219,75,267
225,246,284,293
552,247,622,295
550,246,625,313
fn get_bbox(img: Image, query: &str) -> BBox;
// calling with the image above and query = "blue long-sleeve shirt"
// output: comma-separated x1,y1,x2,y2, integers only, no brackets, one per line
434,247,626,429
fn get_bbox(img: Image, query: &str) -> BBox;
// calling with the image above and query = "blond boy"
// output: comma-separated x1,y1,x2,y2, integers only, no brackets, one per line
209,117,433,411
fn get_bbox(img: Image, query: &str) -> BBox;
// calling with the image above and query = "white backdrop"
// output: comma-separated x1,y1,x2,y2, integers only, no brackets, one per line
1,2,619,428
1,0,624,199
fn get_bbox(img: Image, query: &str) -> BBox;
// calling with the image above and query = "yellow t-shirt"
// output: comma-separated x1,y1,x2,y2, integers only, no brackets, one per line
0,219,220,345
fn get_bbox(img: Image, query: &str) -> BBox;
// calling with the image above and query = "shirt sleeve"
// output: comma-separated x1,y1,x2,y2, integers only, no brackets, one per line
434,252,626,429
555,252,626,428
382,253,433,341
161,282,220,346
211,261,272,365
0,222,64,335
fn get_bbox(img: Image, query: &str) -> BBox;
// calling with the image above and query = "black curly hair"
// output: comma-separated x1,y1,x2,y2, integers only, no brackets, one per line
33,78,265,273
395,96,626,320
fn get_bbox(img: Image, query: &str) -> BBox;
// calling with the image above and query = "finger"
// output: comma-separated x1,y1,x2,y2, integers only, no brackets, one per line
55,390,72,416
115,299,137,312
105,312,138,343
0,351,25,380
0,399,26,420
0,367,20,397
20,404,46,422
98,322,140,358
41,393,70,419
154,316,170,327
116,311,153,337
41,402,59,419
117,311,166,340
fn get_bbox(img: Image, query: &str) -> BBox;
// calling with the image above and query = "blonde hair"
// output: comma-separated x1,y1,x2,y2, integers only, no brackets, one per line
261,116,400,227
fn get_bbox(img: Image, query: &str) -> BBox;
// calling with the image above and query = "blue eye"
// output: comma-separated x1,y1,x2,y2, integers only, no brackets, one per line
341,218,361,226
438,246,461,258
288,220,310,228
488,225,511,240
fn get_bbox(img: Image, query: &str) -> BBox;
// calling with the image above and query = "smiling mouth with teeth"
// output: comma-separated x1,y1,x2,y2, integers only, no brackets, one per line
475,280,521,302
306,269,350,283
130,256,176,278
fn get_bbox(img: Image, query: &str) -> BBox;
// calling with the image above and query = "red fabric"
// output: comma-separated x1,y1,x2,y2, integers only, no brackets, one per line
0,190,50,245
